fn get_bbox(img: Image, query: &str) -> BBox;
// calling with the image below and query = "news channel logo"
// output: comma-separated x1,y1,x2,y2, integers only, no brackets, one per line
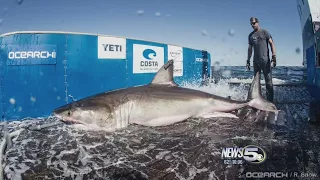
221,145,267,165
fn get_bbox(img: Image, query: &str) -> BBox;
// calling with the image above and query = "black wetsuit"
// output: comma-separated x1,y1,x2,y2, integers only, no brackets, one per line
248,28,274,102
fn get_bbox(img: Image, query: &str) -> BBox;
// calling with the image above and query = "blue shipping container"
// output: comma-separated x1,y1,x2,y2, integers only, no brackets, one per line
0,31,211,121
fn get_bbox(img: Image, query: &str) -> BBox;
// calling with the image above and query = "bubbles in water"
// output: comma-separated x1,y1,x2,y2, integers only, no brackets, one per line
0,19,3,26
18,106,22,112
222,70,231,78
40,71,44,76
201,30,208,36
53,87,57,92
30,96,36,102
57,96,61,100
166,14,171,17
136,10,144,15
295,47,301,54
155,12,161,16
228,29,235,36
16,0,23,5
9,98,16,105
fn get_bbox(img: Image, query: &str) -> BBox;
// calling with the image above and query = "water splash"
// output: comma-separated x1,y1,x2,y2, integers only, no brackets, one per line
201,30,208,36
295,47,301,54
9,98,15,105
30,96,36,103
287,69,292,76
222,70,231,78
228,29,235,36
212,61,221,71
181,79,248,100
136,10,144,15
16,0,23,5
155,12,161,16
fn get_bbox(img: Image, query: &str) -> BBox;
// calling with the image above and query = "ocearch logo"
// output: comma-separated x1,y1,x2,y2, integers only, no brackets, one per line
8,51,56,59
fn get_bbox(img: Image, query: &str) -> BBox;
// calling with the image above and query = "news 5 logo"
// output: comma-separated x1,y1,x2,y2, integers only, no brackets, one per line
221,145,267,164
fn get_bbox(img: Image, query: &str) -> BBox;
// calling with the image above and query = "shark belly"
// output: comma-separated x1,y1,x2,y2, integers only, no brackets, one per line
122,98,209,127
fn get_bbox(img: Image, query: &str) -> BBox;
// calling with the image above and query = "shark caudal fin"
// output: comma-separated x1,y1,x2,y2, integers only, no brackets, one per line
150,60,178,86
247,71,263,100
247,72,279,113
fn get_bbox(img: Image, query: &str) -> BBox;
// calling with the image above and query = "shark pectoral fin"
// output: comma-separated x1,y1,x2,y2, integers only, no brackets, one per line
197,112,239,119
133,114,191,127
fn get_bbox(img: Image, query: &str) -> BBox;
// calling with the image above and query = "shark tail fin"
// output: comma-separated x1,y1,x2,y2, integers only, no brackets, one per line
246,71,278,112
247,71,263,101
150,60,178,86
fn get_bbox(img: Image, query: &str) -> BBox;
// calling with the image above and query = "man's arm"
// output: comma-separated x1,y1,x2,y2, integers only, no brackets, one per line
266,30,277,67
246,44,252,70
246,34,253,70
247,44,253,62
264,29,276,57
247,33,253,62
268,38,276,57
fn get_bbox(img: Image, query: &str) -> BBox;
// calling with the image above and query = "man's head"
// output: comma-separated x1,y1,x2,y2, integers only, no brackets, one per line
250,17,260,31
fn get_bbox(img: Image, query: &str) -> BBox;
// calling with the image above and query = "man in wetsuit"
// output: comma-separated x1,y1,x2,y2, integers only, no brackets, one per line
246,17,277,102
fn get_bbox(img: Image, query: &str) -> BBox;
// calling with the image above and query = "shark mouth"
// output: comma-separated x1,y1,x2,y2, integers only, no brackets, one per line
54,114,84,125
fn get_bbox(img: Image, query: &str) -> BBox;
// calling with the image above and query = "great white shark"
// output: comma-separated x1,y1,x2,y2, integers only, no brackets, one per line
53,60,278,131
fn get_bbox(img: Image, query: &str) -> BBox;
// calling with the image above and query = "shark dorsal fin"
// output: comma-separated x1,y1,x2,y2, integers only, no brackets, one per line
247,71,263,100
151,60,178,86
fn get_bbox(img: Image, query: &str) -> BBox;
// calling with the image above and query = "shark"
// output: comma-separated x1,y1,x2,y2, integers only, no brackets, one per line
53,60,278,131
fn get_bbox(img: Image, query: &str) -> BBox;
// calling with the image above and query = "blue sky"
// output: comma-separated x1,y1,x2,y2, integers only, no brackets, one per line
0,0,303,66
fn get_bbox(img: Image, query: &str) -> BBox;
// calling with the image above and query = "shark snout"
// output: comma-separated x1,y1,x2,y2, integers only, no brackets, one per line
53,113,66,122
53,113,63,120
53,112,84,124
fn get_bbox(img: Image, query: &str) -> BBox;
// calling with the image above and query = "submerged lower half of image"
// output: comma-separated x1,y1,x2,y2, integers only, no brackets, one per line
1,67,320,180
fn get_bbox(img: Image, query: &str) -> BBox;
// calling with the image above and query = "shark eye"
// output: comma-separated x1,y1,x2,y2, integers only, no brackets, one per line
68,111,71,116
